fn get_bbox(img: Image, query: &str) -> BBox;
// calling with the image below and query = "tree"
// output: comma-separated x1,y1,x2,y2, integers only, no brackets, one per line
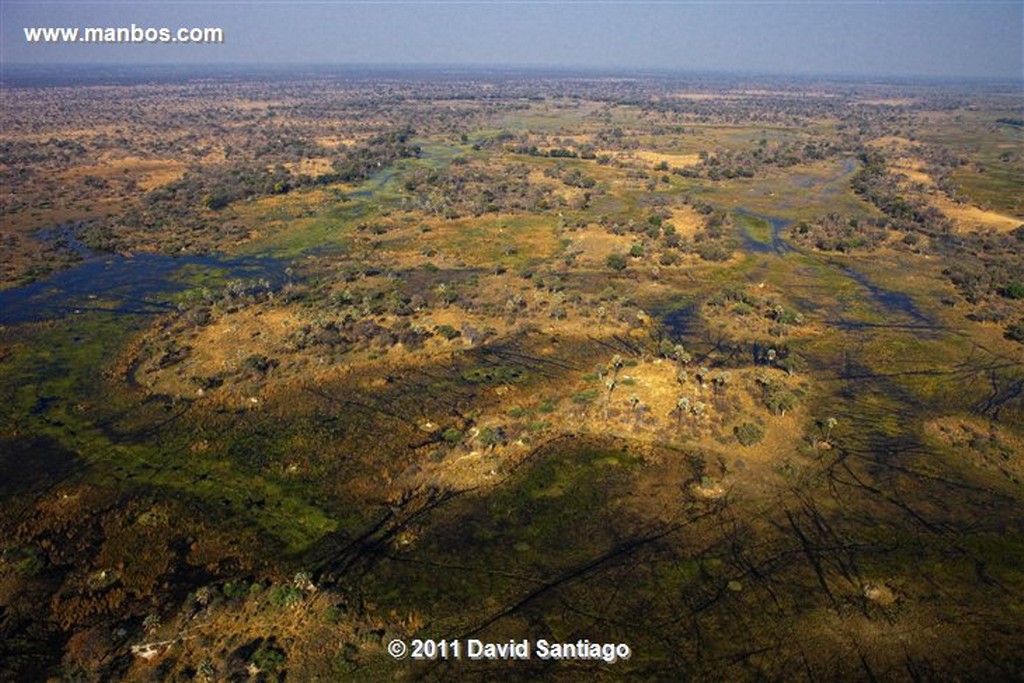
629,395,644,425
691,401,707,418
823,417,838,444
143,613,161,635
673,396,690,430
712,370,731,392
603,377,617,420
674,344,692,365
197,659,216,682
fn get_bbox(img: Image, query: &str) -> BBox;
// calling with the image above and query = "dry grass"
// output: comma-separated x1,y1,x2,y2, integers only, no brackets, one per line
282,158,335,176
571,227,636,268
605,149,701,169
856,98,917,106
868,135,917,150
67,155,186,191
314,135,359,148
668,92,731,101
667,205,705,238
891,158,1022,233
924,416,1024,483
634,150,702,168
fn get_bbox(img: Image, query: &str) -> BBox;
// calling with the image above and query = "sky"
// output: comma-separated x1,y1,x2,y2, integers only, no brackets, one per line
3,1,1022,80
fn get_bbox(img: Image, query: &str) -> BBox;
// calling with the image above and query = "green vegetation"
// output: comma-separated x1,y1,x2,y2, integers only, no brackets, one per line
733,421,765,446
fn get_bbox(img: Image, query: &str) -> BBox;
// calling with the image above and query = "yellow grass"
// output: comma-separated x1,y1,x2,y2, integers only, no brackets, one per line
612,150,701,168
314,135,359,149
67,156,186,190
668,205,705,238
941,201,1022,232
283,157,334,176
868,135,917,150
668,93,729,101
572,226,636,267
891,158,1021,232
924,416,1024,481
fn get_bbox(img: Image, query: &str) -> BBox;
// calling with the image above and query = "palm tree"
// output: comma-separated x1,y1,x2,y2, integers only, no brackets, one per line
629,395,643,425
675,345,693,365
712,370,731,393
823,417,838,444
673,396,690,430
143,613,161,635
604,377,617,420
691,401,706,418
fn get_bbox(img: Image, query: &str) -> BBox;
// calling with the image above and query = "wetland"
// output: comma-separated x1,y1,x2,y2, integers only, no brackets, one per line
1,67,1022,681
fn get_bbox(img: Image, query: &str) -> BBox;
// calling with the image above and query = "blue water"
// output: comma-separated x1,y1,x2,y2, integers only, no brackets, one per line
734,209,794,255
0,250,287,325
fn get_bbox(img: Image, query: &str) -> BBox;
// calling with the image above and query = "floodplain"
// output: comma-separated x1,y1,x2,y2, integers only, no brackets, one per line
1,68,1022,681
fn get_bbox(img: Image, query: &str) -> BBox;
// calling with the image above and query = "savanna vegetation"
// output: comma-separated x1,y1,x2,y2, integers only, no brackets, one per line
1,68,1022,681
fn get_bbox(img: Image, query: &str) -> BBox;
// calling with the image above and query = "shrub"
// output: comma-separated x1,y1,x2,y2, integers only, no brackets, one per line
734,422,765,447
435,324,461,340
478,426,504,447
242,354,277,374
572,388,600,404
222,580,250,600
252,642,287,673
1003,281,1024,300
269,585,304,608
763,384,798,414
1006,320,1024,343
606,253,627,271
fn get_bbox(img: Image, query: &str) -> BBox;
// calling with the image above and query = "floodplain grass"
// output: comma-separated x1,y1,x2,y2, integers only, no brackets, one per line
0,303,339,556
917,111,1024,218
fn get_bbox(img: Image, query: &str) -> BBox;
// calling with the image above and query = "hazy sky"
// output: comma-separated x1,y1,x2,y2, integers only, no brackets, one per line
3,1,1022,79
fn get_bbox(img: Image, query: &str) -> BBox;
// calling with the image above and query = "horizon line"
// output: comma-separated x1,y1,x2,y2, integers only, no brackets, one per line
3,61,1021,85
